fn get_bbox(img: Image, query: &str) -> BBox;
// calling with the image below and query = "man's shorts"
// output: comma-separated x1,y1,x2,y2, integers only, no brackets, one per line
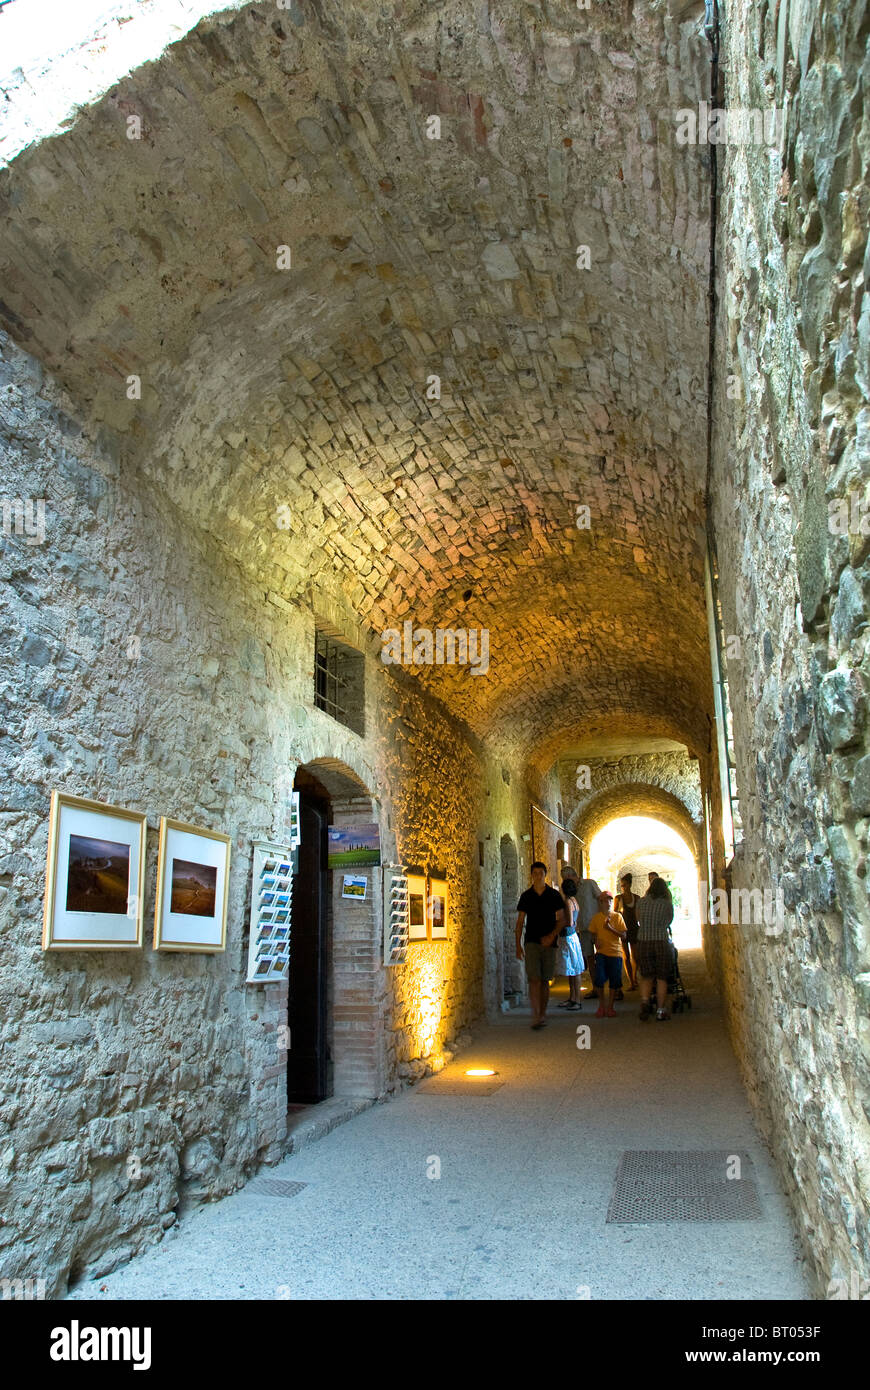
593,954,623,989
636,939,674,982
524,941,557,983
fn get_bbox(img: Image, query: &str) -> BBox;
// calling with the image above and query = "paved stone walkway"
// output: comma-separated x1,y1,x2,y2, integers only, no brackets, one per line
67,950,812,1301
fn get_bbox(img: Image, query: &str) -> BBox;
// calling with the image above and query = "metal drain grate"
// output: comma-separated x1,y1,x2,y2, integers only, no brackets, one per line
244,1177,308,1199
606,1150,762,1223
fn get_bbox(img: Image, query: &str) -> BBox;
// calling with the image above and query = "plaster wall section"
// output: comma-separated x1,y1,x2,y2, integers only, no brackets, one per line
709,0,870,1294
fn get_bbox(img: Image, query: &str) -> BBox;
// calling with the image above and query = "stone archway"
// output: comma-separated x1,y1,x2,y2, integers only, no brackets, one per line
291,754,384,1102
570,784,702,863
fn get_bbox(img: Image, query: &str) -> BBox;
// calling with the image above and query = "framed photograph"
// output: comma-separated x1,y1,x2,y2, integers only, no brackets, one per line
407,872,427,941
153,818,231,952
42,791,147,950
428,878,449,940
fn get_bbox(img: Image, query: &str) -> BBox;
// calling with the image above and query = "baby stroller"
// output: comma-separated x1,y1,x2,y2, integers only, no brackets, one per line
668,944,692,1013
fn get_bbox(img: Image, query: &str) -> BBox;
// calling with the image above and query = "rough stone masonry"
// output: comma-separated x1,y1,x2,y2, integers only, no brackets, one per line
0,0,866,1300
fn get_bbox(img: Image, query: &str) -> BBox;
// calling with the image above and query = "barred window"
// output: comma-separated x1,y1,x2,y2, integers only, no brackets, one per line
314,630,365,737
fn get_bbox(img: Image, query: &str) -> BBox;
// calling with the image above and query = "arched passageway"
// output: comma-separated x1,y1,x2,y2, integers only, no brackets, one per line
586,813,702,950
0,0,867,1307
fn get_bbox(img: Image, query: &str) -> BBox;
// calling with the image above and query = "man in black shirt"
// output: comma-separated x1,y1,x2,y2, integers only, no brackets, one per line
516,861,566,1029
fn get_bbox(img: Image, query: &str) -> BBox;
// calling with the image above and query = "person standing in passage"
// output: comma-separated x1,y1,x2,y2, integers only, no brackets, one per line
646,870,658,892
614,873,641,990
555,877,584,1011
516,862,566,1030
574,874,603,999
588,891,627,1017
636,876,675,1021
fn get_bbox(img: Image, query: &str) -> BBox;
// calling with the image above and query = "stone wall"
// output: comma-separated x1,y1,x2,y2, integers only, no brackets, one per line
0,331,521,1294
709,0,870,1294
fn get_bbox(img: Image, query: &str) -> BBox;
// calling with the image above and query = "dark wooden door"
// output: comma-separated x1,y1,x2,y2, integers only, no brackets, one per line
287,790,329,1103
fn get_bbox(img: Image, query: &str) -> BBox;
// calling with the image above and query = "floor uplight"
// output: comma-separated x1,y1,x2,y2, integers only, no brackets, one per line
465,1068,496,1077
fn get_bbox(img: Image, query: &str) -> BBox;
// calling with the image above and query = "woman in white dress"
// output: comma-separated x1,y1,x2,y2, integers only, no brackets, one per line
555,878,585,1011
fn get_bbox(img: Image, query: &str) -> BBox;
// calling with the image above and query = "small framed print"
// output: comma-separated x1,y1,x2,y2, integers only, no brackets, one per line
42,791,147,950
428,878,448,939
153,818,231,952
407,872,427,941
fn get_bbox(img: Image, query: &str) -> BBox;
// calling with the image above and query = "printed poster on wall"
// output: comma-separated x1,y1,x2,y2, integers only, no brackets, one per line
327,823,380,869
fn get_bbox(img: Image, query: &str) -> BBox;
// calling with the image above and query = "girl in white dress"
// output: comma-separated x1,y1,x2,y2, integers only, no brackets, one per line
555,878,585,1011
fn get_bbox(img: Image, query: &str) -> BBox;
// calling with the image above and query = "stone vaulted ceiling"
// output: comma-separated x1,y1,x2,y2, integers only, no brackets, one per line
0,0,715,763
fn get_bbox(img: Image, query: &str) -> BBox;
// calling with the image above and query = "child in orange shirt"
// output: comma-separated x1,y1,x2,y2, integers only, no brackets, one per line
588,890,627,1017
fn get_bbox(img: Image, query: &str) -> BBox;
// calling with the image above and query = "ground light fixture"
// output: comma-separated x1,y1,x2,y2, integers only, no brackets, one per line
465,1068,497,1077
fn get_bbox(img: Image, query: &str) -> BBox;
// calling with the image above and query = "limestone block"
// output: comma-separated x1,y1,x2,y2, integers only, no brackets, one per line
819,667,865,750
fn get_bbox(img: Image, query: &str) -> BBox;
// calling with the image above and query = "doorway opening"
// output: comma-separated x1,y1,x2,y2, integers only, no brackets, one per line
287,757,382,1114
288,766,330,1104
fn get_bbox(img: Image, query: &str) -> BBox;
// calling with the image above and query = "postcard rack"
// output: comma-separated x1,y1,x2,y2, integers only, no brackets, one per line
246,840,294,984
383,867,409,966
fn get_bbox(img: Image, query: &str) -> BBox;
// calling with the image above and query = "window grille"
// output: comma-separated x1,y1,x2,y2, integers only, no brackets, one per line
314,630,365,736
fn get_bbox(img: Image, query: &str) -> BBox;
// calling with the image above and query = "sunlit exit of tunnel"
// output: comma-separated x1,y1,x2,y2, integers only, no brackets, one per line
0,0,867,1314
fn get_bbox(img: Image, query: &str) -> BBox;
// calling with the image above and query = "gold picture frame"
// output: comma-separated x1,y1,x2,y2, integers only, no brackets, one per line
153,817,231,952
406,871,428,941
42,790,147,950
428,877,449,940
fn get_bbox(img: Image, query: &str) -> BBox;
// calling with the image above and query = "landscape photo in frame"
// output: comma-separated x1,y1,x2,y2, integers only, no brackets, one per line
407,872,427,941
66,835,130,915
170,858,217,916
42,791,147,950
428,878,449,940
154,817,231,952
